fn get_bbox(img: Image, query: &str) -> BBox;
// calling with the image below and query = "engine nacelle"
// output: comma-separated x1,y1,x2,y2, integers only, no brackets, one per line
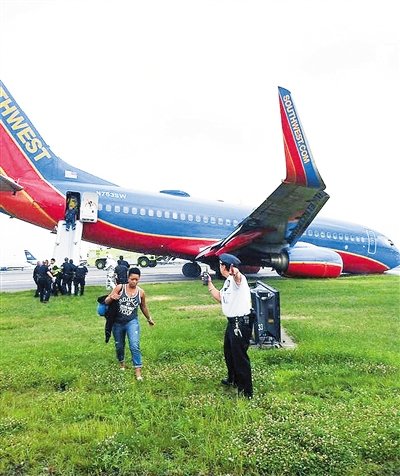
282,244,343,278
239,265,261,274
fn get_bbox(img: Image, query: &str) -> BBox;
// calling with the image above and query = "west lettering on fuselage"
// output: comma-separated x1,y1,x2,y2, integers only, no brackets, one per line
0,87,51,162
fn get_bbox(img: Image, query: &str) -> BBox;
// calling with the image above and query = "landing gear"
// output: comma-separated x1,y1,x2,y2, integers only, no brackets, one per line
182,261,202,278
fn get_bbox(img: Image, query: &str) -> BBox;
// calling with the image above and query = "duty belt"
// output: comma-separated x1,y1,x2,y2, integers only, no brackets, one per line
227,315,250,325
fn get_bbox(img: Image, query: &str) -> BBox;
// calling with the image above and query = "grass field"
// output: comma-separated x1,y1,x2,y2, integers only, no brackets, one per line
0,275,399,475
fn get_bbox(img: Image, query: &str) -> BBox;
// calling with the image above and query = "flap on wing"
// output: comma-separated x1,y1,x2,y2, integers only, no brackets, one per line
196,183,329,261
0,173,24,193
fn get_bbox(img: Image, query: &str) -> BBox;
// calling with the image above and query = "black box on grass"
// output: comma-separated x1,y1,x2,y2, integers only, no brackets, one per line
249,281,281,347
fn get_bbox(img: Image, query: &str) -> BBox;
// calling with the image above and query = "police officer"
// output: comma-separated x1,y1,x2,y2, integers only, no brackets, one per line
117,255,130,268
73,262,88,295
205,253,253,398
37,259,54,303
33,261,41,297
61,257,75,295
114,261,128,285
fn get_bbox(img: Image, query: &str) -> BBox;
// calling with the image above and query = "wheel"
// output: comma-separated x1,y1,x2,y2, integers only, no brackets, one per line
148,260,157,268
182,262,202,278
138,256,150,268
96,259,106,269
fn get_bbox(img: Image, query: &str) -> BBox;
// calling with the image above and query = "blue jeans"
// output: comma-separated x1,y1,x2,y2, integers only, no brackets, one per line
112,319,142,368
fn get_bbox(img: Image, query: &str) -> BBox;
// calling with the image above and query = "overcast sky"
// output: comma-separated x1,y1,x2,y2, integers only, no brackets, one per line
1,0,399,260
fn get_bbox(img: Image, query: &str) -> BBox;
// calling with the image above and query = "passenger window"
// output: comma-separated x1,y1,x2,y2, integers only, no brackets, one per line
164,211,170,219
233,220,238,227
172,212,178,220
140,208,146,216
218,218,223,225
188,214,193,222
180,213,186,220
123,206,129,214
98,203,103,211
333,233,337,239
195,215,201,223
132,207,138,215
106,204,112,212
148,209,154,217
115,206,121,213
320,231,325,238
210,217,216,224
203,216,209,224
156,210,162,218
225,218,231,226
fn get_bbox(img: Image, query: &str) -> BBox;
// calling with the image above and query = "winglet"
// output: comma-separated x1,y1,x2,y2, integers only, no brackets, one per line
278,87,325,189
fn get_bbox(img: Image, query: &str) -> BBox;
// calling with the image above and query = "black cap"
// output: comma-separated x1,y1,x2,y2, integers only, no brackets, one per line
219,253,241,266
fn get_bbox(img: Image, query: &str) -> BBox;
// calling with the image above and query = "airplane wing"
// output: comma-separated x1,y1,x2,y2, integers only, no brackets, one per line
196,87,329,262
0,173,24,193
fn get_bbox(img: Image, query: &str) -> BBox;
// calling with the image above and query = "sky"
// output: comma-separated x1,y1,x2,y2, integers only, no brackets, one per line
0,0,399,261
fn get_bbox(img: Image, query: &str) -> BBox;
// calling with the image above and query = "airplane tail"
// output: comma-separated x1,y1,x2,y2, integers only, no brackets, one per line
24,250,37,264
0,80,115,187
278,87,325,189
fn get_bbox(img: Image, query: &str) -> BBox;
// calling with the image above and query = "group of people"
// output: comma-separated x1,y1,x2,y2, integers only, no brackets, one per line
104,253,254,398
33,257,88,302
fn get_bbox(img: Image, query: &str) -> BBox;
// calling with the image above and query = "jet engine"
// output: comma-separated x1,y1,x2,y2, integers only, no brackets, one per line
270,243,343,278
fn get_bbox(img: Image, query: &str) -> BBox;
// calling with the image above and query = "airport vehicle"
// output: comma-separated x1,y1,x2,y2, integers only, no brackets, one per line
0,81,399,278
87,248,160,269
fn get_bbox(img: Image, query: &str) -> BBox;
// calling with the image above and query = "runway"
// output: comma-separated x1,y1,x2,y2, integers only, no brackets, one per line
0,262,279,292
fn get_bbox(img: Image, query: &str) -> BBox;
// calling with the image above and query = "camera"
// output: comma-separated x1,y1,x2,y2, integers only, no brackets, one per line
201,271,210,285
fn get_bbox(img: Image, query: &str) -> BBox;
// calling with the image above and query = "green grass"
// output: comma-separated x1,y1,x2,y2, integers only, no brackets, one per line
0,275,399,475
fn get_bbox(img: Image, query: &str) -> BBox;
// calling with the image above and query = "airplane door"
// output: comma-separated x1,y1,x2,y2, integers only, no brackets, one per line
367,229,377,255
80,192,99,223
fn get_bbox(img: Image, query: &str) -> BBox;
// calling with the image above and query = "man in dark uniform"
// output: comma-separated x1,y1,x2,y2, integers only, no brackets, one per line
117,255,130,268
61,257,75,295
37,259,54,303
73,262,88,295
33,261,41,297
205,253,253,398
114,261,128,285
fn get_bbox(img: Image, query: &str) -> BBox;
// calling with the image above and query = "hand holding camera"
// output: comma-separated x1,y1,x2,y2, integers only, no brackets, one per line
201,271,210,285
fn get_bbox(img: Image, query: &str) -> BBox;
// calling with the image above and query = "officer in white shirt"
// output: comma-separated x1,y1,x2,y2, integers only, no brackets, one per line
206,253,253,398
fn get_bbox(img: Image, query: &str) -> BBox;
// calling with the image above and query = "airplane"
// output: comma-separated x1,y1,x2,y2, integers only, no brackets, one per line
0,80,399,279
0,248,36,271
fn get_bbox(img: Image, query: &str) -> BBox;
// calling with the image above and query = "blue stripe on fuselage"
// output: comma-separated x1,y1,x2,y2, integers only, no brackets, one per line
53,182,250,240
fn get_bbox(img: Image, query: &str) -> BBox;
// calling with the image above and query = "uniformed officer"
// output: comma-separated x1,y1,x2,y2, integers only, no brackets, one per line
73,262,88,295
37,259,54,303
205,253,253,398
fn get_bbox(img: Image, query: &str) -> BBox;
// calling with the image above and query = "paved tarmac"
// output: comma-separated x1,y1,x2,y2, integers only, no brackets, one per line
0,262,279,292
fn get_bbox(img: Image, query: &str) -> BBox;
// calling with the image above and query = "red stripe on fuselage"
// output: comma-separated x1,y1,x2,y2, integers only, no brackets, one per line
337,250,389,274
279,99,307,186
